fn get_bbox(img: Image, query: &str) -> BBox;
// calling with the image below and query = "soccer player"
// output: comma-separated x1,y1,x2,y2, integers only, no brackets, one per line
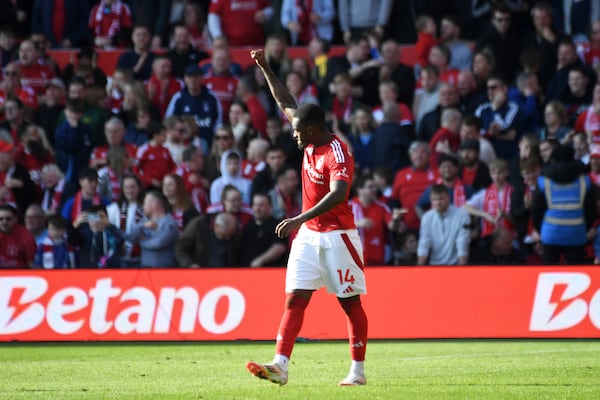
245,49,368,386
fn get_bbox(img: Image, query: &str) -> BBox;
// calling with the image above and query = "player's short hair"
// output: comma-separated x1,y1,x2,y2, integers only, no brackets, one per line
294,103,327,129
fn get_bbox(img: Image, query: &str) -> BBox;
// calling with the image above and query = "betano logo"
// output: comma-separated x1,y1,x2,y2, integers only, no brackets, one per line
530,273,600,331
0,277,246,335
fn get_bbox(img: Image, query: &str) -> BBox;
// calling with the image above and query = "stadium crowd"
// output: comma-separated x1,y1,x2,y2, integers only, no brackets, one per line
1,0,600,268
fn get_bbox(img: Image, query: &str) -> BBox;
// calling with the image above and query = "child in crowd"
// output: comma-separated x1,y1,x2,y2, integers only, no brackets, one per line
134,122,176,189
414,14,438,71
210,149,252,205
34,215,76,269
464,158,514,239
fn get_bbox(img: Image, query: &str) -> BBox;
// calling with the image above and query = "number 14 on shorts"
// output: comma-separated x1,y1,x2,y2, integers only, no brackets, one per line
337,269,355,284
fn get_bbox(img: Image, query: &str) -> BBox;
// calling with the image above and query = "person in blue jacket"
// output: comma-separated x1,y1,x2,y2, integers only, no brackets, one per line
164,64,222,149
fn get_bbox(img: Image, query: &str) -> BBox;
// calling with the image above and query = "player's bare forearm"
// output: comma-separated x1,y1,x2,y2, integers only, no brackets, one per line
250,49,297,122
298,181,347,222
276,180,348,237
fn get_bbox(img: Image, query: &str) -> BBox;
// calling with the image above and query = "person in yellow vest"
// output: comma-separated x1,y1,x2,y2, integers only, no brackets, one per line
532,145,596,264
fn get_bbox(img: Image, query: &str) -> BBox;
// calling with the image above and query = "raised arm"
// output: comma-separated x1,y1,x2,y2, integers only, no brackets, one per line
250,49,297,123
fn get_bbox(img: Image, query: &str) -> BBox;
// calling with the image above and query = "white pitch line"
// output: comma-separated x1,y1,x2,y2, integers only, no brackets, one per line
399,347,600,361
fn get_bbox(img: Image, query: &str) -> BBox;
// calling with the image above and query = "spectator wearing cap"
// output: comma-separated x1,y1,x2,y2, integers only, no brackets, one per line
458,138,491,192
116,24,156,81
0,140,37,213
165,64,222,149
532,145,596,264
61,167,110,226
166,25,210,80
589,145,600,186
31,0,90,48
0,204,37,268
417,154,474,217
35,77,65,147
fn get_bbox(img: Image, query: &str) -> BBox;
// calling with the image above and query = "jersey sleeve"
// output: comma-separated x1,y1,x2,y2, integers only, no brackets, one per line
327,140,353,185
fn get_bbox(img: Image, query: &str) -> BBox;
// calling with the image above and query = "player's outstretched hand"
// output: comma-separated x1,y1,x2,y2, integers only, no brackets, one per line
250,49,268,69
275,217,302,238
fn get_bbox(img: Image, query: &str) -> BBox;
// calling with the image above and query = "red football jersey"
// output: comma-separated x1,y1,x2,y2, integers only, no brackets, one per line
349,198,392,265
575,108,600,144
88,1,133,44
134,143,176,188
208,0,269,46
0,86,38,112
392,167,438,230
203,73,239,116
19,63,55,95
302,135,355,232
90,143,137,168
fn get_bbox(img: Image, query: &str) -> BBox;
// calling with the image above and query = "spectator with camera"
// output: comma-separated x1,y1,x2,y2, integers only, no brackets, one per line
76,204,123,268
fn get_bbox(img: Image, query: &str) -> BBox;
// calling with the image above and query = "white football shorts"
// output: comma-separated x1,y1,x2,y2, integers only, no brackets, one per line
285,225,367,298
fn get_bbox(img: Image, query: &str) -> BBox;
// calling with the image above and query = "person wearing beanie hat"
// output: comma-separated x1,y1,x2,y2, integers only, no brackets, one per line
532,145,596,264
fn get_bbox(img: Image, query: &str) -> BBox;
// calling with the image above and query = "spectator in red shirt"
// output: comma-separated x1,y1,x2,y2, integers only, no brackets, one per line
0,63,38,122
391,141,438,232
203,48,239,117
0,204,36,268
349,175,403,265
89,0,133,49
414,14,438,69
208,0,272,47
429,107,462,168
89,117,136,170
134,122,176,189
17,39,55,96
242,137,268,180
145,56,183,118
236,75,268,137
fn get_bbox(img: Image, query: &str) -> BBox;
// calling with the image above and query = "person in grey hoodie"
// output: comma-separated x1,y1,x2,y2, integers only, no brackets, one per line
128,190,179,267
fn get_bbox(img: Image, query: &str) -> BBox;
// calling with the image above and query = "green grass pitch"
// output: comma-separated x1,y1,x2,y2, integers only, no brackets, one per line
0,340,599,399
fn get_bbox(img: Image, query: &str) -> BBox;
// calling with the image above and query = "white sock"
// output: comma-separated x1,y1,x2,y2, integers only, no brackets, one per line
272,354,289,371
350,360,364,376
